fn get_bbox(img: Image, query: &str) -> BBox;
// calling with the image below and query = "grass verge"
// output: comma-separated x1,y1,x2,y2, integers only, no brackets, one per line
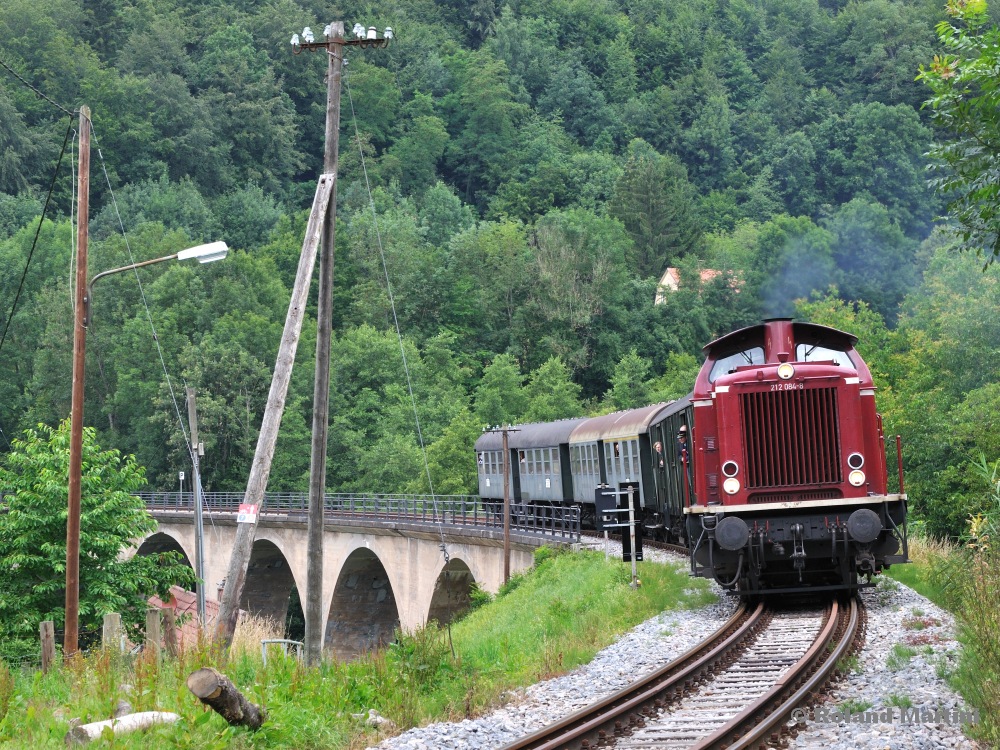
886,531,1000,745
885,533,952,609
0,547,714,749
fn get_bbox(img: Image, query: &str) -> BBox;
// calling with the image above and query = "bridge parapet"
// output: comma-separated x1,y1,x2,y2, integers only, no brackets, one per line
137,491,580,540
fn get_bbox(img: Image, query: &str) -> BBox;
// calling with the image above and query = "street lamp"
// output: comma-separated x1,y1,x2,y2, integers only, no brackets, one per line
83,242,229,326
65,240,228,656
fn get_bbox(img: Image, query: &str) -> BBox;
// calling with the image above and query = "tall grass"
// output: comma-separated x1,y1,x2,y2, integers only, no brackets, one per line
0,549,713,749
892,454,1000,746
886,531,954,609
941,547,1000,746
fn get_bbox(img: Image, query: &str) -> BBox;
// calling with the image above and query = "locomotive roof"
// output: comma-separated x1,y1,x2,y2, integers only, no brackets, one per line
474,417,590,452
702,319,859,356
569,402,677,444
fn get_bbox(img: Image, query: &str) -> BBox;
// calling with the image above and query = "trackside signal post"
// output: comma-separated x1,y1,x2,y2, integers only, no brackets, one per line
595,485,643,588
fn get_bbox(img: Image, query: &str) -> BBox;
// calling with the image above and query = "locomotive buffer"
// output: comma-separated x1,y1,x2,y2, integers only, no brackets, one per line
595,485,643,587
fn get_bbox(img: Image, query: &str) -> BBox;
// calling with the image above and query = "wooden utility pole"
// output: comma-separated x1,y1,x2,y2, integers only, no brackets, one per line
65,105,91,657
215,174,334,647
217,21,392,653
304,20,344,667
502,427,511,583
485,425,519,584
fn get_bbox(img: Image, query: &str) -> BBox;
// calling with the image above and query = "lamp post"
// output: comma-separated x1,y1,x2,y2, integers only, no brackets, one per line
65,240,228,655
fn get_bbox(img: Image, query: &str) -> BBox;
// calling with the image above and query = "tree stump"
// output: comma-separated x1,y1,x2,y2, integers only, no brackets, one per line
186,667,265,730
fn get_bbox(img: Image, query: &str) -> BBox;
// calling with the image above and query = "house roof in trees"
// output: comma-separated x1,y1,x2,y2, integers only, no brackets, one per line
148,585,222,650
655,267,741,304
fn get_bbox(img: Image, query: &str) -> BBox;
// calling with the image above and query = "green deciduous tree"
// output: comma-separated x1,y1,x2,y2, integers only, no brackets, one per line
411,407,481,495
517,208,632,375
522,357,582,423
824,197,920,325
474,353,526,427
0,421,195,657
919,0,1000,258
606,348,652,411
383,93,450,194
649,352,702,402
876,242,1000,535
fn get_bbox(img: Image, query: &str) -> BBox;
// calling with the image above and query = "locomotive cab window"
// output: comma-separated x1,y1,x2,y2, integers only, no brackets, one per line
795,343,855,367
709,346,765,382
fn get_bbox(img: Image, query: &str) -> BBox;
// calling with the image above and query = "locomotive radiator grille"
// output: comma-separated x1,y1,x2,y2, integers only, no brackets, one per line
740,387,842,488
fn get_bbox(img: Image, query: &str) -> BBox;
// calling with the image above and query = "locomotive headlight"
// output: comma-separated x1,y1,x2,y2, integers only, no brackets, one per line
777,363,795,380
849,470,866,487
722,460,739,477
723,477,741,495
847,452,865,470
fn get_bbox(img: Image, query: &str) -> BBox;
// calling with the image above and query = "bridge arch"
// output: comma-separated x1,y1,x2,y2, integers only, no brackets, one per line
242,539,299,629
326,547,399,659
427,558,476,626
134,531,192,568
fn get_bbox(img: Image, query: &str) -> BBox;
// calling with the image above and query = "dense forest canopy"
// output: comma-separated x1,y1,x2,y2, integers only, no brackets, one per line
0,0,997,537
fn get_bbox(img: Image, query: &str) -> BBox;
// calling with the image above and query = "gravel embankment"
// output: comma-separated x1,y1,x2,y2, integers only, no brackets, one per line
368,546,983,750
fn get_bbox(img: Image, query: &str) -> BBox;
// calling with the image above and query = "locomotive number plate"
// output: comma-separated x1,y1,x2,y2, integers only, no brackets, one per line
770,382,805,391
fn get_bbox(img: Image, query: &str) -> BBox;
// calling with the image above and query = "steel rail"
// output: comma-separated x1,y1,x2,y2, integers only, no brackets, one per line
499,602,762,750
703,596,861,750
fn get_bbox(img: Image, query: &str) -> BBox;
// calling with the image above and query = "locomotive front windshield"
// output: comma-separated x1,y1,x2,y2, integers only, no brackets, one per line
708,346,765,382
795,343,855,367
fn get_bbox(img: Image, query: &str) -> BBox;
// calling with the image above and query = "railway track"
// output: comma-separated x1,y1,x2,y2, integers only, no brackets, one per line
500,597,863,750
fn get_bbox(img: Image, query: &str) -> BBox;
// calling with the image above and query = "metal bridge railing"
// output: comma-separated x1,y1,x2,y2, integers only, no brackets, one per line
136,491,580,539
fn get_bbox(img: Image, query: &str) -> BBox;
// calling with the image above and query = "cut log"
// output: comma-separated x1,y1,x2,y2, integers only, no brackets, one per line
64,711,180,745
186,667,265,730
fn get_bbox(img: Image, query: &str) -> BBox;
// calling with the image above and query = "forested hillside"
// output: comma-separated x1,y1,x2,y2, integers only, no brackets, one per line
0,0,996,536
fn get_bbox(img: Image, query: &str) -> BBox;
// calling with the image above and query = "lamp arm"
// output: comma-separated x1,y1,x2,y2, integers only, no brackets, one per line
83,253,179,327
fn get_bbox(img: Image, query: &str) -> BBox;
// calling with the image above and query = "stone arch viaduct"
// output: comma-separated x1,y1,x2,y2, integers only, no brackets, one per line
135,511,557,658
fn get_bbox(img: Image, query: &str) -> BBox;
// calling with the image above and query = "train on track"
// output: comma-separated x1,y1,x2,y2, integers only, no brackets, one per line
475,318,909,596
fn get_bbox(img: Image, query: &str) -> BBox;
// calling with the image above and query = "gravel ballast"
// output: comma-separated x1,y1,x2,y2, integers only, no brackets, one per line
367,546,983,750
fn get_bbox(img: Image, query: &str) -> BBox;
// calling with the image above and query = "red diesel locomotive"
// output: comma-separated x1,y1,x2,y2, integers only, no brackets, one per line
686,318,908,594
474,319,908,595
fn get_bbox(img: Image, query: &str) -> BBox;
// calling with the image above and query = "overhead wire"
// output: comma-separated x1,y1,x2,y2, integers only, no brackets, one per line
0,115,76,359
89,127,220,542
0,55,76,117
343,70,453,569
0,56,76,453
